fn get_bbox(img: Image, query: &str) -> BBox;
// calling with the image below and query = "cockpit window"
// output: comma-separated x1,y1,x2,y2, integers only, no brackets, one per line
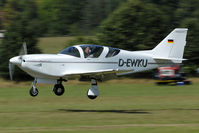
59,46,80,57
106,47,120,58
80,45,104,58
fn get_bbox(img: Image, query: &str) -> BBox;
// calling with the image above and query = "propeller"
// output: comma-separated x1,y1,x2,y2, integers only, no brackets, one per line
19,42,27,56
9,42,28,80
9,63,15,80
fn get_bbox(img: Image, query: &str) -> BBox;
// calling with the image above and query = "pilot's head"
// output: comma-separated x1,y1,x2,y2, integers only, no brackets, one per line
85,47,90,55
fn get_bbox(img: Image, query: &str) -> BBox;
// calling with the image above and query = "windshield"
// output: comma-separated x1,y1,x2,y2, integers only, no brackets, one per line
59,46,80,57
80,45,104,58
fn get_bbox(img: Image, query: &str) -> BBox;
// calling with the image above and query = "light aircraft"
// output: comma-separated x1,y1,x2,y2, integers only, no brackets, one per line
9,28,188,99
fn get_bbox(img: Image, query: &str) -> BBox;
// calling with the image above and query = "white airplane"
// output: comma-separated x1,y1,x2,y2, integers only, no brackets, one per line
9,28,188,99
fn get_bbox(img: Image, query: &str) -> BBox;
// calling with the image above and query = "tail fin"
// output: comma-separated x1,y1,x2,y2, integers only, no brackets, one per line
152,28,188,63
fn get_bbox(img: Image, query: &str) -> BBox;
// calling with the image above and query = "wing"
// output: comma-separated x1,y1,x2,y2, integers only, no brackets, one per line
63,69,117,76
63,69,134,77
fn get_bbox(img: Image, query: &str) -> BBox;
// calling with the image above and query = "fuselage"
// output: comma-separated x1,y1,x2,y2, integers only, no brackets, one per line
10,45,158,80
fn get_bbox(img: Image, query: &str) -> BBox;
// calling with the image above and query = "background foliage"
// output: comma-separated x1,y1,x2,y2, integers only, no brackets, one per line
0,0,41,79
0,0,199,79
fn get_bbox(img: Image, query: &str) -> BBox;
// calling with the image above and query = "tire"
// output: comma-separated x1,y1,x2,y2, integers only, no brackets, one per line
29,87,39,97
53,84,65,96
87,90,97,100
87,95,97,99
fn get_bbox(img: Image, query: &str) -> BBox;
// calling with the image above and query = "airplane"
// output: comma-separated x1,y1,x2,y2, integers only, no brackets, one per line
9,28,188,99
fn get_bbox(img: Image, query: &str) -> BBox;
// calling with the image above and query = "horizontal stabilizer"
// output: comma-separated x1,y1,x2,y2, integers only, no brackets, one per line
153,57,187,61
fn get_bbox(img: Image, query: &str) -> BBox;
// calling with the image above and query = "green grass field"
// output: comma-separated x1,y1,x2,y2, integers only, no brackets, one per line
1,37,199,132
37,36,95,54
0,79,199,133
38,36,75,54
1,36,74,54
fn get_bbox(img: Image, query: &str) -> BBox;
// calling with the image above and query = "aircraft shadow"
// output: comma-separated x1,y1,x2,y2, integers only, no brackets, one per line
58,109,150,114
58,108,199,114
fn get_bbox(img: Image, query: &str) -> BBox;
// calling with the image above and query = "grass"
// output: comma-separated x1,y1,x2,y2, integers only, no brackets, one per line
2,36,199,132
1,36,74,54
38,36,75,54
0,78,199,132
37,36,95,54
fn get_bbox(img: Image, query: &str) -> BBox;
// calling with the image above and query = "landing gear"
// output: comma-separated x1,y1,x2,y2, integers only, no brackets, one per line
87,78,99,100
30,87,39,97
53,79,65,96
53,84,65,96
30,79,39,97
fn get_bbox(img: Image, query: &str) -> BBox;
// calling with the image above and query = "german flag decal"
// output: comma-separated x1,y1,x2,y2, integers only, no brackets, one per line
168,39,174,43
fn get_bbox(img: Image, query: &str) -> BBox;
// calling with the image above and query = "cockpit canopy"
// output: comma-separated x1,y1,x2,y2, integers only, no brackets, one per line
59,44,120,58
80,45,103,58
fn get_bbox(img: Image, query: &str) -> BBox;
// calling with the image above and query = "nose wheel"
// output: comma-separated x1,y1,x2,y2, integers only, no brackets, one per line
29,87,39,97
29,79,39,97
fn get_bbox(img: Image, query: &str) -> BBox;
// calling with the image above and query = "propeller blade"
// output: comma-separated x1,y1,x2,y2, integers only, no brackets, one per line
19,42,28,56
9,42,28,80
9,42,27,80
23,42,27,55
19,42,28,63
9,63,15,80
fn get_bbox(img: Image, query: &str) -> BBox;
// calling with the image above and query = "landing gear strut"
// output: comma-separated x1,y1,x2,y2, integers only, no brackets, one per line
53,79,65,96
29,79,39,97
87,78,99,100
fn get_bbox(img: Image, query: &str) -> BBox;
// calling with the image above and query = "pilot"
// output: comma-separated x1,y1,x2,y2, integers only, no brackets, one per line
84,47,93,58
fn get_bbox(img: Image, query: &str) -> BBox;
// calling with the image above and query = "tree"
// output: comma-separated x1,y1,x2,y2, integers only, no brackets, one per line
81,0,126,34
0,0,6,8
98,0,170,51
38,0,126,36
0,0,41,80
175,0,199,66
1,0,20,28
97,0,199,72
39,0,85,36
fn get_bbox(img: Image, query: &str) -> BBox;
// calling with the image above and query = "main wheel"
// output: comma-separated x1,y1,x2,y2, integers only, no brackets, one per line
87,90,98,100
53,84,65,96
29,87,39,97
87,95,97,99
